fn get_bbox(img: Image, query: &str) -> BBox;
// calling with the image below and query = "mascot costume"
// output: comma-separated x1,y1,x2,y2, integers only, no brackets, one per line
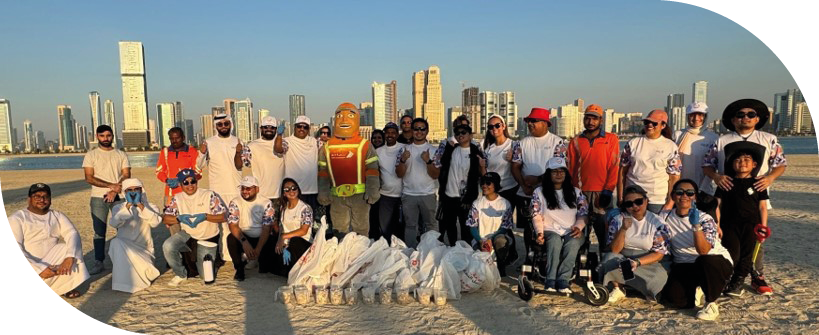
318,103,381,236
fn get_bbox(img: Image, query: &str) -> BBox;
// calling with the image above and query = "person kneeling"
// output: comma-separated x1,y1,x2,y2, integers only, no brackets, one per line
271,178,314,277
600,185,671,303
162,169,228,286
466,172,516,277
531,158,589,294
10,183,89,298
109,178,162,293
226,176,275,281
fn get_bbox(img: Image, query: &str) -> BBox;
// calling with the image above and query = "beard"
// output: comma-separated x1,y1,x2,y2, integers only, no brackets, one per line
261,131,275,140
99,140,113,148
217,128,231,137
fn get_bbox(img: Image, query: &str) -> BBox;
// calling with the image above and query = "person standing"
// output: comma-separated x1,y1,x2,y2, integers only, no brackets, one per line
397,115,414,144
703,99,787,295
155,126,201,236
395,118,441,248
618,109,681,214
237,116,285,201
673,102,719,214
480,115,520,207
566,104,619,251
512,107,566,259
436,123,482,246
198,113,242,262
376,123,406,240
275,115,320,210
83,125,131,275
226,176,275,281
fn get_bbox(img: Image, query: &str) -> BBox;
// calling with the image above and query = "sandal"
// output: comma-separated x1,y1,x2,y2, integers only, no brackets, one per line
63,290,82,299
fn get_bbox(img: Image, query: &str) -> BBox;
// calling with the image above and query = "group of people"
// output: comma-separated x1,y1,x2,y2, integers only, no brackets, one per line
11,98,786,321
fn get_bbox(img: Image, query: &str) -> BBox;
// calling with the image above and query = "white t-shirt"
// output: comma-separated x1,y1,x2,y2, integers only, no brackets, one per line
531,186,588,236
281,200,313,243
377,143,406,197
480,138,519,192
282,136,319,195
243,138,285,199
621,136,681,205
606,212,670,254
465,196,514,240
227,196,274,238
165,189,224,240
82,148,130,198
445,146,472,198
396,142,439,196
674,128,718,195
513,132,566,197
661,209,732,265
202,135,242,200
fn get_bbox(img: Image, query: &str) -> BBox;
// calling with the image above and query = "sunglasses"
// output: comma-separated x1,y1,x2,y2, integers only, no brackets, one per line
487,123,503,130
621,198,646,208
320,131,329,135
480,179,494,186
261,125,276,130
455,130,470,136
672,189,697,197
182,179,197,186
734,111,758,119
216,122,231,127
295,124,310,130
525,119,544,124
283,186,299,193
643,120,659,127
413,127,427,131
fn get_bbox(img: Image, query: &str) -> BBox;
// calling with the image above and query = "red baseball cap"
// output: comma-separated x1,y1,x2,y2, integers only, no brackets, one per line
524,107,551,124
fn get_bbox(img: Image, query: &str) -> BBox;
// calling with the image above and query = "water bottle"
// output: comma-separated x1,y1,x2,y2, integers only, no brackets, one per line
202,254,215,284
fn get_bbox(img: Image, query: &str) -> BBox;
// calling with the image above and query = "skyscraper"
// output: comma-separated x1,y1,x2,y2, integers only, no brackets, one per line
372,82,389,129
157,102,176,147
462,87,481,131
413,65,445,141
234,99,253,142
552,104,581,138
447,106,463,137
103,99,118,147
499,91,518,136
0,99,12,152
36,130,46,151
77,124,89,151
666,93,685,131
23,119,34,153
119,41,150,148
200,114,214,139
148,119,158,148
386,80,398,123
212,106,226,116
480,91,498,131
774,89,806,133
574,99,585,115
359,102,374,127
88,91,102,145
223,99,237,118
289,94,305,136
184,119,195,145
57,105,76,151
174,101,184,128
693,80,708,104
412,70,425,119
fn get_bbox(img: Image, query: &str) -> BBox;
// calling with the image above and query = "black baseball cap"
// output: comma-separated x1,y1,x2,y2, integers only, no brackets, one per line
28,183,51,197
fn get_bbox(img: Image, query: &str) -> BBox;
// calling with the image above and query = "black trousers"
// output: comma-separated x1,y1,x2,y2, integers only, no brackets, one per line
226,234,273,276
721,223,757,279
269,237,312,278
438,195,471,246
378,195,403,241
662,255,733,308
515,195,534,258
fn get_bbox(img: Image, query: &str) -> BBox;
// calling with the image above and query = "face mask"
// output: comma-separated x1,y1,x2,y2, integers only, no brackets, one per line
126,191,141,204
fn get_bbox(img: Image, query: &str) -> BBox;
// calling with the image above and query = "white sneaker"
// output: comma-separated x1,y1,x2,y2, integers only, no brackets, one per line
245,260,259,270
168,276,186,287
697,302,720,321
545,287,557,293
558,287,573,294
694,286,705,308
608,287,626,303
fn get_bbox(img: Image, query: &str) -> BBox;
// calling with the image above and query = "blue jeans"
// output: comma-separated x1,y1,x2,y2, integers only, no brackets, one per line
162,230,218,281
544,231,584,289
90,197,122,261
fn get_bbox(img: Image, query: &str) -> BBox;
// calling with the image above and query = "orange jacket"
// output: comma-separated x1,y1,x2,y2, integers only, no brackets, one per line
567,130,619,192
155,144,201,202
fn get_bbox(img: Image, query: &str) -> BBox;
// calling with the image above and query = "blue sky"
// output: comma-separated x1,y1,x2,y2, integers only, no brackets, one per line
0,0,798,139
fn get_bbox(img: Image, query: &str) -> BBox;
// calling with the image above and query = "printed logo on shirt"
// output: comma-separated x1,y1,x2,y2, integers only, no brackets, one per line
747,187,755,195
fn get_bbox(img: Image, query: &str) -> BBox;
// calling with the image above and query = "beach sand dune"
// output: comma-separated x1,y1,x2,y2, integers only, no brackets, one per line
3,155,819,334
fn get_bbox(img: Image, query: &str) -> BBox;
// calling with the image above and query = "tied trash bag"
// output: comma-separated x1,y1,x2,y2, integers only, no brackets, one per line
475,251,501,291
414,245,446,285
335,237,390,289
288,217,339,288
460,250,499,292
391,235,414,258
330,233,371,285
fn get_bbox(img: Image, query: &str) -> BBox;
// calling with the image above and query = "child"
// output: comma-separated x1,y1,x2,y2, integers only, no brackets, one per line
715,144,771,297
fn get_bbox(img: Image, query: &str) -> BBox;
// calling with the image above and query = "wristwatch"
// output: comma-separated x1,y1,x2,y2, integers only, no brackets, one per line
692,224,703,232
240,236,247,242
426,159,434,165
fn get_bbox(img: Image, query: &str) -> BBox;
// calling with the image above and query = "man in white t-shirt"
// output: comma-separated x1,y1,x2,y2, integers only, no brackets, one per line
226,176,275,281
198,113,242,262
275,115,320,210
237,116,285,201
511,108,566,258
377,122,406,240
396,118,442,248
82,125,131,275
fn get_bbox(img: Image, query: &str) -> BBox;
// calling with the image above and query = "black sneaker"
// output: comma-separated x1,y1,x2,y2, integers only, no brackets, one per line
234,272,245,282
723,277,745,297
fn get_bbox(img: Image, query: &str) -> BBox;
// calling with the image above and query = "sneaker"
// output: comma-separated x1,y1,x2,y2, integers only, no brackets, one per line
168,276,186,287
608,287,626,303
558,287,573,294
723,277,745,297
545,287,557,293
694,286,705,308
88,260,105,275
245,260,259,270
697,302,720,321
751,275,774,296
234,272,245,282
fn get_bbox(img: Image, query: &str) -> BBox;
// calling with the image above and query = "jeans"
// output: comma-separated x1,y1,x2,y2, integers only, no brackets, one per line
163,230,218,281
378,195,402,241
401,194,438,248
543,231,584,288
90,197,122,262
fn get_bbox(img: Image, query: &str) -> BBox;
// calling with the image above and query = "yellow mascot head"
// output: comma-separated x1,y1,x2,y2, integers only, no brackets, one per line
334,102,360,139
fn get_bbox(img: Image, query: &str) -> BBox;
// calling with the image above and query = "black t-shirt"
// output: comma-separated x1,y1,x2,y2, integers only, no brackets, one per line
714,177,769,228
397,135,411,144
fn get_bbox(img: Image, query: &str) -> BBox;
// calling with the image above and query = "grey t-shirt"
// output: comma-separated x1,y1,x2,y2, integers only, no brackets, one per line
82,148,130,198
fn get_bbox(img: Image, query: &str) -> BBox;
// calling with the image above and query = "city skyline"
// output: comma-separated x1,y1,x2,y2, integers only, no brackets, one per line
0,1,806,143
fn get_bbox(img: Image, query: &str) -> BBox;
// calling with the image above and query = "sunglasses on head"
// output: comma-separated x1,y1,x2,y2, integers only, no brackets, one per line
216,122,231,127
672,189,697,197
295,124,310,130
734,111,758,119
261,125,276,130
643,120,658,127
487,123,503,130
283,186,299,192
182,179,197,186
413,127,427,131
621,197,646,208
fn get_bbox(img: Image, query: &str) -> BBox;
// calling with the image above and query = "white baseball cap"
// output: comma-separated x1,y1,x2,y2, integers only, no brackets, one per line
260,116,278,127
546,157,568,170
295,115,311,125
239,176,259,188
686,102,708,115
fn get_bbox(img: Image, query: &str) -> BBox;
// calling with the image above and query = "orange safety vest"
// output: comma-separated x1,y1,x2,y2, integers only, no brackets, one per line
321,136,378,197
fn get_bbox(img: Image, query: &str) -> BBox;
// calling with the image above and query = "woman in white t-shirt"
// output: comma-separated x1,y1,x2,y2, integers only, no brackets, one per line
660,179,733,321
530,157,589,293
619,110,681,214
465,172,516,276
480,115,520,208
272,178,313,277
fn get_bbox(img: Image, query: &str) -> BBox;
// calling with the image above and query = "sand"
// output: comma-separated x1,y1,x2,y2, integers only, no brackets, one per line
2,155,819,334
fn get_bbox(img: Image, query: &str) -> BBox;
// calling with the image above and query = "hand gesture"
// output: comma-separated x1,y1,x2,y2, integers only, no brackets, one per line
504,149,514,162
400,150,411,163
716,174,733,191
754,175,773,192
420,150,430,163
277,125,286,135
621,214,633,231
57,257,76,276
167,178,180,189
236,142,243,154
569,226,582,238
199,141,208,154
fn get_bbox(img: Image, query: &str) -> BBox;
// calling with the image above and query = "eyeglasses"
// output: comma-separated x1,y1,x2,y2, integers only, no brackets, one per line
413,127,427,132
401,120,412,125
734,111,758,119
672,189,697,197
182,179,197,186
455,130,470,136
487,123,503,130
215,122,231,127
320,131,329,135
261,125,276,130
525,119,544,124
621,198,646,208
643,120,659,127
295,124,310,130
283,186,299,193
31,194,49,201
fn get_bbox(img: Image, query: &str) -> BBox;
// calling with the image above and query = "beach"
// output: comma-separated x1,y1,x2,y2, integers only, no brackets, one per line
2,155,819,334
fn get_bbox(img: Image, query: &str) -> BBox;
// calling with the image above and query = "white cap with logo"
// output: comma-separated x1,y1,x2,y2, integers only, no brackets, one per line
239,176,259,188
295,115,311,125
686,102,708,115
546,157,568,170
261,116,278,127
